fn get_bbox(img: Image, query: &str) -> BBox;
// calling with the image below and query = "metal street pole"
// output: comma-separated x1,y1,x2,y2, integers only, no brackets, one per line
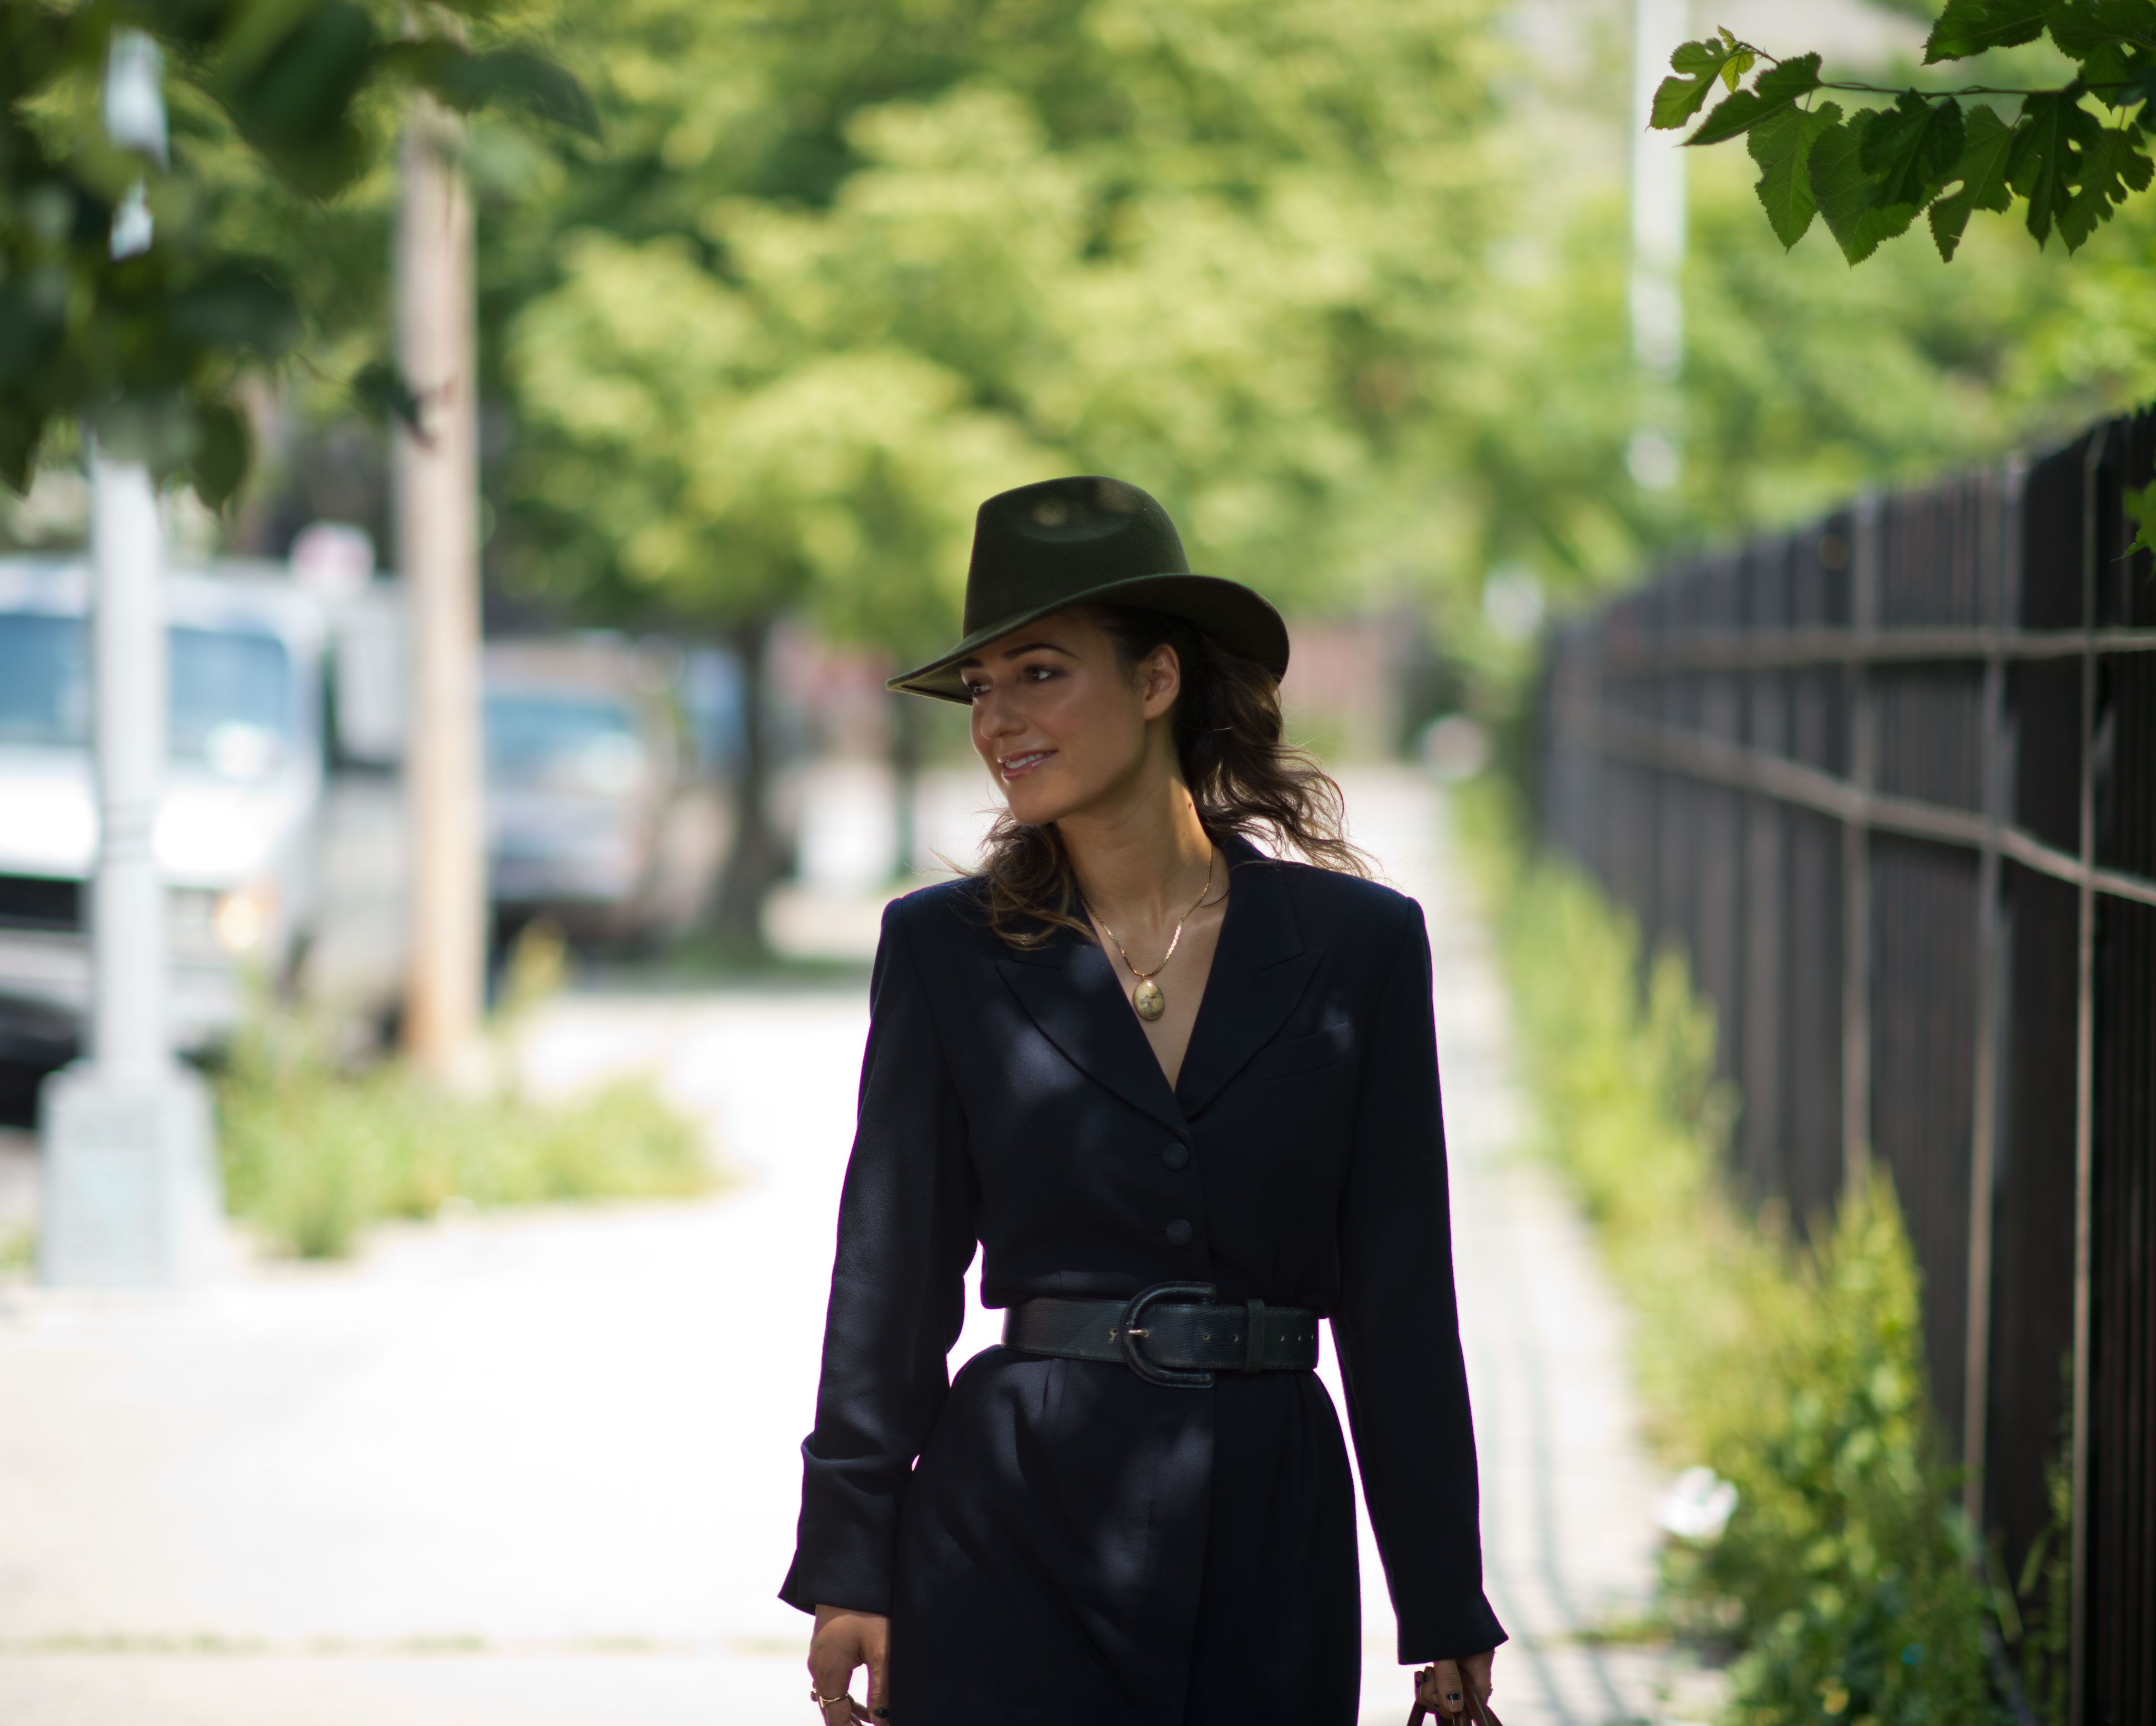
394,94,485,1076
39,29,222,1286
1629,0,1688,490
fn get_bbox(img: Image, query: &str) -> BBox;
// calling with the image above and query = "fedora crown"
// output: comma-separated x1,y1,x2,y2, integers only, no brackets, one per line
887,473,1285,702
964,477,1189,636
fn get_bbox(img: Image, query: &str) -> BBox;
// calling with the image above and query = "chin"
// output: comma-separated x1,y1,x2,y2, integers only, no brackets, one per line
1001,788,1069,827
997,771,1085,829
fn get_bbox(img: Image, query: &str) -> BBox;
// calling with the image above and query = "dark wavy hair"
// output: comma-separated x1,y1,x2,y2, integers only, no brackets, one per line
977,605,1369,947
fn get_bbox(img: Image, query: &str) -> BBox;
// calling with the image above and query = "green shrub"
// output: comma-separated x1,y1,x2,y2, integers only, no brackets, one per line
215,982,718,1261
1454,781,2005,1725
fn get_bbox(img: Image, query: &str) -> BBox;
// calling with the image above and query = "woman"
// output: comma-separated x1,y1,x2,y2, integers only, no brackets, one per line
781,476,1503,1725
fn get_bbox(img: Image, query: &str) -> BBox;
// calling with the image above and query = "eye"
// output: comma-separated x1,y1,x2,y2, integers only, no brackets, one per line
1022,663,1059,682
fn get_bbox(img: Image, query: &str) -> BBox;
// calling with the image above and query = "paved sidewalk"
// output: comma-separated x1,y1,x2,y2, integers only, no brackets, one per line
1339,770,1720,1725
0,770,1716,1725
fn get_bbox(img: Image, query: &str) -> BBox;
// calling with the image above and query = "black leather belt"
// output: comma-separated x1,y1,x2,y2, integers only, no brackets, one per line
1002,1280,1320,1388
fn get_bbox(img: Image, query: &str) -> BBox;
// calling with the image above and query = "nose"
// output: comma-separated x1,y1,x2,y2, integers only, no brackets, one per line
972,683,1023,741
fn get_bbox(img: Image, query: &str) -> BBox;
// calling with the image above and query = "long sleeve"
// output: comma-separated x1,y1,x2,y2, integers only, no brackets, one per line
780,898,978,1617
1331,896,1506,1663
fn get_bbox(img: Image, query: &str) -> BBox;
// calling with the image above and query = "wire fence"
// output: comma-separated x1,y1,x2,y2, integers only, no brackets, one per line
1534,406,2155,1726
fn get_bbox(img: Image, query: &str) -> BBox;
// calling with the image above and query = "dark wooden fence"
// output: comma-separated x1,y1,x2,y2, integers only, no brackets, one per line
1535,406,2155,1725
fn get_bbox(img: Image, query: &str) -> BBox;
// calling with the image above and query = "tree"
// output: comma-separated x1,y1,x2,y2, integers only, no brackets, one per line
0,0,593,506
496,0,1515,939
1411,0,2156,601
510,226,1036,937
1639,5,2156,555
1652,4,2155,266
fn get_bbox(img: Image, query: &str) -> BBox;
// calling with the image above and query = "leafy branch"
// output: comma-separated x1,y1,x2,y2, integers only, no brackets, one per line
1652,3,2156,264
0,0,597,505
2126,479,2156,557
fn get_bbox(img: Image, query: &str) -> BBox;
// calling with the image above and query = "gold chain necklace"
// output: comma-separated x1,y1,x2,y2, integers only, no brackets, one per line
1091,850,1217,1023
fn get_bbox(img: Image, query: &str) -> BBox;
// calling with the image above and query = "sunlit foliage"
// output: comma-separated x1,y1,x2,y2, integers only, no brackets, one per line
1458,780,2028,1724
0,0,590,505
1658,5,2155,264
497,0,1513,645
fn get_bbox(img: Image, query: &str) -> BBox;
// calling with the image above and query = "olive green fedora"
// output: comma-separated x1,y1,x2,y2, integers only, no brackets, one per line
886,475,1291,704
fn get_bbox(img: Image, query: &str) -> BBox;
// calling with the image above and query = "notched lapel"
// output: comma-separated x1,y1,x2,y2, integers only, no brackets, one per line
994,931,1186,1135
1175,849,1321,1118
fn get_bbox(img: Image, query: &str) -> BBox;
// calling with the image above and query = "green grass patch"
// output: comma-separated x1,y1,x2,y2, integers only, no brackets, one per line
0,1221,34,1275
1453,779,2042,1725
216,930,721,1260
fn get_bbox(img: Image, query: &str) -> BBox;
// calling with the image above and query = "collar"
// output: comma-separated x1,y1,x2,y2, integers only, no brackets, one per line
992,831,1321,1127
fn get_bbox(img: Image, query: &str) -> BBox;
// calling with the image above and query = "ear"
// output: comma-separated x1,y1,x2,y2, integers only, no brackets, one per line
1139,644,1181,721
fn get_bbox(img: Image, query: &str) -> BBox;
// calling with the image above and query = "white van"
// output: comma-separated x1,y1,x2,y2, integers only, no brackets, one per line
0,554,409,1060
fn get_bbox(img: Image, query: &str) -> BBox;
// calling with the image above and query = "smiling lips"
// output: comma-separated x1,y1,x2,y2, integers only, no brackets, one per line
999,749,1056,780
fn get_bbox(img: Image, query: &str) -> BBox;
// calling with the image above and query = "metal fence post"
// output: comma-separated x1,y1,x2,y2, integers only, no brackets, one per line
2068,430,2105,1726
1538,410,2156,1719
1842,496,1880,1198
1962,460,2019,1516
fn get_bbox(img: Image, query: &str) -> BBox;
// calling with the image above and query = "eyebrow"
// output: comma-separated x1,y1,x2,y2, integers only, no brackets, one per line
955,641,1074,670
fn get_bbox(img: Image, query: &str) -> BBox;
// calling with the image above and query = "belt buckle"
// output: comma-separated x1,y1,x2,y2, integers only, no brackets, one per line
1115,1280,1217,1389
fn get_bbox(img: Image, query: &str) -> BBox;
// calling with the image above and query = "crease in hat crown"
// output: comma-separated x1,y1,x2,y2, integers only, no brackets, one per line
889,475,1290,703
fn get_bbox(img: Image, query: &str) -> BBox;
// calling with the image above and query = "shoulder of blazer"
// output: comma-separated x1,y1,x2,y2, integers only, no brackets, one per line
1262,855,1422,944
881,872,1005,960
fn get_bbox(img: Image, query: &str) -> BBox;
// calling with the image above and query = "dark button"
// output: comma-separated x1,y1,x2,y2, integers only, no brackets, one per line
1161,1142,1190,1170
1165,1218,1194,1247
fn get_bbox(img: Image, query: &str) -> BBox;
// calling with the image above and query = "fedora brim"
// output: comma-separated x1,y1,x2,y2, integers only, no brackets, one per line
885,573,1290,704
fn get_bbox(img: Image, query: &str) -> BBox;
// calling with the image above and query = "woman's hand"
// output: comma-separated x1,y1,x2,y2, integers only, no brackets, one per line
1414,1649,1496,1718
808,1604,890,1723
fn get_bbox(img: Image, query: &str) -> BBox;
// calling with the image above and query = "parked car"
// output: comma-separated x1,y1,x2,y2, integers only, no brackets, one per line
483,636,728,947
0,551,409,1062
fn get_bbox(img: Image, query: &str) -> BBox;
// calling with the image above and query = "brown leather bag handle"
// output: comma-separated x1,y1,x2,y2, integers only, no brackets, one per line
1406,1663,1503,1726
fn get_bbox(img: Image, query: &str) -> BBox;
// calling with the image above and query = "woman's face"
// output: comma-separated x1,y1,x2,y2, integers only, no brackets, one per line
962,610,1180,827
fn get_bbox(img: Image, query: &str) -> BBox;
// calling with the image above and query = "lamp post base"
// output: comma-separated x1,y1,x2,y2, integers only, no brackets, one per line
38,1062,224,1287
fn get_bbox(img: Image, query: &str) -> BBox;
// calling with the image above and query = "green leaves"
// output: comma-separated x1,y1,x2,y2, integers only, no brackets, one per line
212,0,378,197
2059,121,2156,244
351,359,425,435
1928,105,2015,259
1750,100,1839,248
1811,110,1922,263
1924,0,2050,63
2009,86,2106,243
2124,480,2156,561
1,0,597,507
1671,16,2156,264
2109,58,2156,122
1653,34,1756,131
1689,55,1822,147
168,261,304,358
374,43,601,140
191,398,254,512
2046,1,2156,68
1860,91,1967,207
209,6,603,197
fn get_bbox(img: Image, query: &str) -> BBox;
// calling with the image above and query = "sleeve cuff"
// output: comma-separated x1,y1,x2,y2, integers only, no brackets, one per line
1395,1595,1508,1664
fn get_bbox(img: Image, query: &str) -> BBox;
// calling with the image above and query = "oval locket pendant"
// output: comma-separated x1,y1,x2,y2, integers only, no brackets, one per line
1132,978,1167,1021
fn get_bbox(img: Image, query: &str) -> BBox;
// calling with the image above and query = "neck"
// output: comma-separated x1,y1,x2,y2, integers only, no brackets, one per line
1060,769,1215,927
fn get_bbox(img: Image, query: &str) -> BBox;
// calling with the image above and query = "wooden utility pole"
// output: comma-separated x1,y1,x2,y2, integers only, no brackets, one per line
394,95,485,1075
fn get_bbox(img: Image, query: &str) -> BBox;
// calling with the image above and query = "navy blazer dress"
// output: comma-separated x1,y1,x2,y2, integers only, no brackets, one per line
781,835,1505,1724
